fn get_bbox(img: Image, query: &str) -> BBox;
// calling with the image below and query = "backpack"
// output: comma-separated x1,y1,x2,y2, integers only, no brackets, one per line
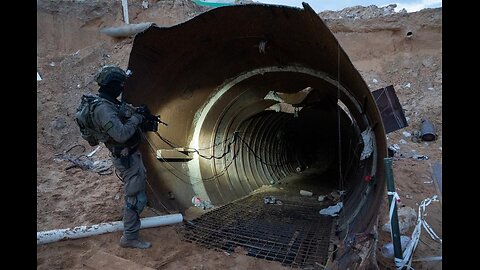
75,94,106,146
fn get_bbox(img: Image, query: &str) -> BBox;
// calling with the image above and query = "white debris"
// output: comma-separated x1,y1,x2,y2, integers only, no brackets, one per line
390,144,400,152
37,72,42,81
372,78,378,83
192,196,212,209
49,62,56,67
412,154,429,160
381,236,411,258
319,202,343,216
264,196,276,204
405,83,411,88
360,127,374,160
318,195,326,202
77,84,81,88
428,87,434,90
87,145,102,157
142,0,149,9
399,139,407,144
300,190,313,196
405,117,410,123
264,91,284,102
402,131,411,137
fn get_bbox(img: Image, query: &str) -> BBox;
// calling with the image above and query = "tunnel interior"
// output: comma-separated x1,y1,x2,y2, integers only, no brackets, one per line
196,70,367,206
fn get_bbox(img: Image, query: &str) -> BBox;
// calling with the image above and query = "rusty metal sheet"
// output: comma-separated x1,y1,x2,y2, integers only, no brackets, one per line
372,85,408,133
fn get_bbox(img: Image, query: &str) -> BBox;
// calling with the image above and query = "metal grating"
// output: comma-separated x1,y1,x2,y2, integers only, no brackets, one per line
177,192,335,268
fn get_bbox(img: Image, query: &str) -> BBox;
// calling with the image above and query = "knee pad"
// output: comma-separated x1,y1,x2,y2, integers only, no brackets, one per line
135,191,147,214
125,191,147,214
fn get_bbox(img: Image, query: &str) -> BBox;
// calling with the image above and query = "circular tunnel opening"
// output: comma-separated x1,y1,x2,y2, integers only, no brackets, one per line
193,68,375,223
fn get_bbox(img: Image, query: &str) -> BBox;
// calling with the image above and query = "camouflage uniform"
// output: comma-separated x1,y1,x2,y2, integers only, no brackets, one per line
91,97,147,241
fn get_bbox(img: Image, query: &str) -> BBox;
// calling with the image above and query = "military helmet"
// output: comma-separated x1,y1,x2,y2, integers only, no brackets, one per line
95,65,127,86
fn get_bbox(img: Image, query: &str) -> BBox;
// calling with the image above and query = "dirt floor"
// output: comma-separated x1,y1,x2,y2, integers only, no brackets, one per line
37,1,442,269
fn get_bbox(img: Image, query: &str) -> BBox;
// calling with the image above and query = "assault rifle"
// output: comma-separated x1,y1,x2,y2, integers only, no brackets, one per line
135,104,168,132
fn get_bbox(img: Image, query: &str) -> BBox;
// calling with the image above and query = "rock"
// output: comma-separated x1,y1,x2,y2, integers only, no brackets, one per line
382,206,417,234
51,117,67,130
422,57,434,67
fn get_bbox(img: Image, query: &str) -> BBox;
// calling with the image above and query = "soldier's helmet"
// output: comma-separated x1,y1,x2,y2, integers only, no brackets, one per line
95,65,127,86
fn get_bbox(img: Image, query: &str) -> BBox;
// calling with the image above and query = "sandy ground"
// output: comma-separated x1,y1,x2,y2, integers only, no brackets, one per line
37,1,442,269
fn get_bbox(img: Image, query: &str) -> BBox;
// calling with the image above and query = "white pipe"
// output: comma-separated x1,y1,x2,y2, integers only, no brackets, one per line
121,0,129,24
37,214,183,245
100,22,153,38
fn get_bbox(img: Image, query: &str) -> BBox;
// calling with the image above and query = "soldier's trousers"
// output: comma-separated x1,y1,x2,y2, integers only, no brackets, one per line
112,150,148,240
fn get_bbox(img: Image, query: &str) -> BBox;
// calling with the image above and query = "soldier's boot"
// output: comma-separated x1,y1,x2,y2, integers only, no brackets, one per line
119,235,152,249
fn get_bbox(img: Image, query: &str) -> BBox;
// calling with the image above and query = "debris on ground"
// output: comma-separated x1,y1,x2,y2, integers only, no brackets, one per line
319,202,343,216
382,206,417,234
299,190,313,196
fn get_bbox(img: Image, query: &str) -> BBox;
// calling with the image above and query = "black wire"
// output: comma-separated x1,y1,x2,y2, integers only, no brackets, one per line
153,135,241,183
154,131,239,160
192,135,237,160
236,135,289,167
143,131,233,183
97,169,113,175
154,131,178,148
144,130,293,183
114,167,123,182
64,144,86,154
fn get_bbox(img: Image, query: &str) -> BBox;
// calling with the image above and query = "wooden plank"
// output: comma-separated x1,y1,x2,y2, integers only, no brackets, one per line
84,250,155,270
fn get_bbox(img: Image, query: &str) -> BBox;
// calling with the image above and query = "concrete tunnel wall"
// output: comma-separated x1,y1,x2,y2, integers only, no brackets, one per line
123,4,387,236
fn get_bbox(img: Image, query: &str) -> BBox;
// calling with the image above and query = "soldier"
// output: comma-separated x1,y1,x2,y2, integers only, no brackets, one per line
90,65,151,249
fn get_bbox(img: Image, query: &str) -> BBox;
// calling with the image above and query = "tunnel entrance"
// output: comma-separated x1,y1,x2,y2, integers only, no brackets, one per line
189,67,366,209
176,74,359,267
125,4,387,268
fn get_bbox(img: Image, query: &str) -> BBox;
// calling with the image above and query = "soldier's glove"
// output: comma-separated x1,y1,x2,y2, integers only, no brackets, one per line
136,105,160,132
135,105,151,117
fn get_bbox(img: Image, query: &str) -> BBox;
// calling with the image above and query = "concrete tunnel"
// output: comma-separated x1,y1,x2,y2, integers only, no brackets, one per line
123,3,387,267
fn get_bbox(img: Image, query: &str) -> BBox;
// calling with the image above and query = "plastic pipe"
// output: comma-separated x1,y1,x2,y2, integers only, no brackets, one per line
37,213,183,245
122,0,129,24
100,22,153,38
